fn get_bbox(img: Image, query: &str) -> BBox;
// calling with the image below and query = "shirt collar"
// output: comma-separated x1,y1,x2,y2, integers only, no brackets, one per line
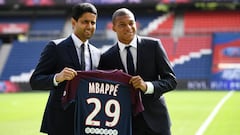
118,35,137,52
71,33,89,48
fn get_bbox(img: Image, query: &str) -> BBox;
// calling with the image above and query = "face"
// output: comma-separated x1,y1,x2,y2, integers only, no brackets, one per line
72,12,97,42
112,14,137,44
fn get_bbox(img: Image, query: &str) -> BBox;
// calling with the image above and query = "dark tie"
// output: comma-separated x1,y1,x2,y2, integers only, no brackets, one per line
80,44,85,70
125,46,135,75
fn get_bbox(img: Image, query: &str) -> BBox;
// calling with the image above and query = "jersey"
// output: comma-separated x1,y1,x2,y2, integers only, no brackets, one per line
62,70,144,135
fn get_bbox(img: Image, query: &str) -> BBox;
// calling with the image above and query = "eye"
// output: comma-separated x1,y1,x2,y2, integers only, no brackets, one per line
91,21,96,25
129,21,135,26
119,23,126,27
81,20,88,24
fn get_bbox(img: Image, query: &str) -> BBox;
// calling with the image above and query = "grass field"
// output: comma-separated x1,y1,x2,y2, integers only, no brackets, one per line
0,90,239,135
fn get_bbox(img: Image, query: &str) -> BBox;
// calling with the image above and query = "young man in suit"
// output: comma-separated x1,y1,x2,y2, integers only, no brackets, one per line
98,8,177,135
30,3,100,135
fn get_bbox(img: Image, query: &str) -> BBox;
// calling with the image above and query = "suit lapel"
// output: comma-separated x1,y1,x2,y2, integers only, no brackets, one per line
113,44,126,72
136,36,144,74
87,43,94,70
66,36,81,69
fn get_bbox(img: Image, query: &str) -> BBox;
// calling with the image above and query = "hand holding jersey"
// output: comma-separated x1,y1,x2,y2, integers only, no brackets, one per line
55,67,78,83
129,75,148,93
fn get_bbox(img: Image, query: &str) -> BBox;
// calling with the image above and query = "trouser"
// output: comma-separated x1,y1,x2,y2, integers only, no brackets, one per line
132,113,171,135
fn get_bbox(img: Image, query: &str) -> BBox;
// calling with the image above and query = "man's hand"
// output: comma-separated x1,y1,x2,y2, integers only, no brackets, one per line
55,67,77,83
129,75,147,93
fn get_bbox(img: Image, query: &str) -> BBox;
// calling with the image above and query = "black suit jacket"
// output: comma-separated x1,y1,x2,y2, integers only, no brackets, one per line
30,36,100,135
98,36,177,133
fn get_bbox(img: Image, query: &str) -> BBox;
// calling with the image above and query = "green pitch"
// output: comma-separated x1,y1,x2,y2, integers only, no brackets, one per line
0,92,47,135
166,90,240,135
0,90,239,135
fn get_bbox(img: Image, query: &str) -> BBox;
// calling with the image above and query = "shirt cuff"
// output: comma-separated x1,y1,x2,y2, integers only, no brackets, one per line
53,74,59,86
144,82,154,94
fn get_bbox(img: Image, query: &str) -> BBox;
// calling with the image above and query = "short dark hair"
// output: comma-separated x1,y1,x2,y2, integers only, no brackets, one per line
112,8,135,24
72,3,97,21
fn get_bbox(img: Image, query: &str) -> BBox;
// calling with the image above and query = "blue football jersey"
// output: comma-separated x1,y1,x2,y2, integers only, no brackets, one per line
62,70,144,135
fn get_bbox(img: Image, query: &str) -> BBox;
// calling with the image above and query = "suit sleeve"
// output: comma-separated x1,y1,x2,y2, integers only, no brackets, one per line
151,39,177,99
98,48,116,70
30,41,58,90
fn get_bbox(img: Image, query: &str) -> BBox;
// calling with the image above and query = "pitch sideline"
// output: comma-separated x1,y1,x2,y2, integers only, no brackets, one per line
195,90,234,135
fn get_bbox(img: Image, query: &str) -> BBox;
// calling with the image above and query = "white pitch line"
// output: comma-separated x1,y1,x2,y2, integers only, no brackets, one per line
195,90,234,135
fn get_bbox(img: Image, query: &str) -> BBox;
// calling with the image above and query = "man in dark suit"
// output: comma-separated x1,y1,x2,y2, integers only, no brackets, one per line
98,8,177,135
30,3,100,135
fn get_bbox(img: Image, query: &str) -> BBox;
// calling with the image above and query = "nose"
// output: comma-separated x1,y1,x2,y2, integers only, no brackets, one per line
125,24,134,32
86,22,92,29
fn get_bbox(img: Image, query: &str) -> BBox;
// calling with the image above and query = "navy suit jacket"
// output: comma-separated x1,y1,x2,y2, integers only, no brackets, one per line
30,36,100,134
98,36,177,133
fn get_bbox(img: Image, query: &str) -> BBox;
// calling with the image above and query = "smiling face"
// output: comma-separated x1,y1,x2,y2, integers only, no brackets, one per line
112,12,137,44
72,12,97,42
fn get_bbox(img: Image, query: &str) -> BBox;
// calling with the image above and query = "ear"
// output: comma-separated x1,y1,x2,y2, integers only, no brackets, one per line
71,18,76,28
112,24,116,32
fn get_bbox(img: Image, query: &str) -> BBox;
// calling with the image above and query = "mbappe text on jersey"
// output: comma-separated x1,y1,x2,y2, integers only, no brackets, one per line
88,82,119,96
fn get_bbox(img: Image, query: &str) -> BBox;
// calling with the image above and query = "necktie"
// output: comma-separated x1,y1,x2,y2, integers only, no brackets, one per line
125,46,135,75
80,44,85,70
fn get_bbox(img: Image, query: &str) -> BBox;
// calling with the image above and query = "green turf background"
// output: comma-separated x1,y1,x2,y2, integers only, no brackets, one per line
0,91,239,135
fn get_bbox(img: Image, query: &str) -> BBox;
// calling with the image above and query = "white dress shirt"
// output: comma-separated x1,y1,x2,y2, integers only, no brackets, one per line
71,33,91,71
53,33,92,86
117,36,154,94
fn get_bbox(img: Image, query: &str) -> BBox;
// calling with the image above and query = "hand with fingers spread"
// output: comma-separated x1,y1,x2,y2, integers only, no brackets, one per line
129,75,147,93
55,67,78,83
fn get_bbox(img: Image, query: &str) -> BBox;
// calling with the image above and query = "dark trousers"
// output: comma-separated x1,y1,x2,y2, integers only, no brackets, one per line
45,104,75,135
132,113,171,135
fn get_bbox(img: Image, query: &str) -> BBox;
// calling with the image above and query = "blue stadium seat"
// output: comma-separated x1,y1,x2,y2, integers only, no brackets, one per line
0,41,47,81
30,16,64,31
173,55,212,79
0,16,31,23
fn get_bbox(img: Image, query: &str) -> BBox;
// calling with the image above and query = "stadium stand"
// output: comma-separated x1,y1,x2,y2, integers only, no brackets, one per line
173,55,212,79
155,35,212,79
174,35,212,60
0,40,47,82
29,15,66,40
96,16,112,31
156,36,175,62
148,13,174,35
162,0,190,3
140,13,174,36
184,10,240,34
0,1,240,90
0,16,31,23
135,12,160,31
